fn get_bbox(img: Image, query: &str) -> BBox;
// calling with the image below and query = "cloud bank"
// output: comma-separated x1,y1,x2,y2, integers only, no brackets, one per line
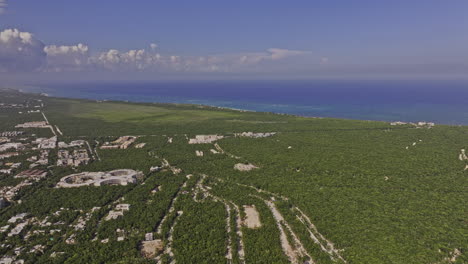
0,29,46,72
0,28,310,74
2,28,458,80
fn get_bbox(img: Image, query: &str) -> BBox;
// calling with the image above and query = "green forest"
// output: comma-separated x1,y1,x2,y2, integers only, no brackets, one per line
0,88,466,264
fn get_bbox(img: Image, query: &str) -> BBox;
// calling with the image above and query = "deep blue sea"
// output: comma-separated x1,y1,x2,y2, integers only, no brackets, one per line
21,80,468,125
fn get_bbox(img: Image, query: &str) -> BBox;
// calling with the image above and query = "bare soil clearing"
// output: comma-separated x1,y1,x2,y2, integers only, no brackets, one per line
141,239,163,259
243,205,261,229
234,163,258,171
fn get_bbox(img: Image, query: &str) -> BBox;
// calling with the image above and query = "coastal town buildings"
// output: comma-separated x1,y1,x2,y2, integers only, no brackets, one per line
101,136,137,149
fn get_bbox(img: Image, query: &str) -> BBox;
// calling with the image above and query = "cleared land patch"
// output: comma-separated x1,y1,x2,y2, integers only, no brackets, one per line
141,239,164,259
243,205,261,228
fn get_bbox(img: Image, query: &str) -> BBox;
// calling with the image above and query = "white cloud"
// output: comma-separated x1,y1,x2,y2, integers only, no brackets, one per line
235,48,307,66
268,48,306,60
92,48,162,71
0,0,7,14
0,28,312,74
44,43,88,56
43,43,90,72
0,29,46,72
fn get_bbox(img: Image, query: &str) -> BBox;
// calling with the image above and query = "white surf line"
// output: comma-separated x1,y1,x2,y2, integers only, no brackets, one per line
293,207,346,263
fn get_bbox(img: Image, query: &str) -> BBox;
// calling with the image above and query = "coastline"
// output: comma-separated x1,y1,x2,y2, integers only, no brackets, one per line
8,83,468,126
7,87,452,128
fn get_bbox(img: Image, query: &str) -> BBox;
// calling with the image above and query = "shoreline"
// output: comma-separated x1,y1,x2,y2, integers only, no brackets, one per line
6,87,466,127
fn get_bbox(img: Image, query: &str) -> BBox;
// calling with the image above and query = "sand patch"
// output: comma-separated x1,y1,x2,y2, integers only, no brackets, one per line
243,205,261,228
234,163,258,171
141,239,163,258
188,135,224,144
459,149,467,161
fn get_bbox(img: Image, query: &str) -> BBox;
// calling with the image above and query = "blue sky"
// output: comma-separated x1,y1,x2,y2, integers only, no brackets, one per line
0,0,467,81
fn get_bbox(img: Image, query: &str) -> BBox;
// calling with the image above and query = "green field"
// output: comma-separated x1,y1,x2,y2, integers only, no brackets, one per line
0,88,466,264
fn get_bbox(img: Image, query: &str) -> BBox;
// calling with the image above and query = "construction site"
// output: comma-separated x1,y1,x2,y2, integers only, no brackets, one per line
56,169,142,188
100,136,137,149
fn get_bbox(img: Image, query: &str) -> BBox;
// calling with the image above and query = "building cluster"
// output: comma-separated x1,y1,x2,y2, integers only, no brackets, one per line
0,99,42,110
57,149,90,167
141,235,163,259
416,121,435,128
0,214,30,249
0,103,27,109
14,169,47,181
0,143,25,152
134,143,146,149
390,121,435,128
188,135,224,144
0,208,72,262
105,204,130,221
0,131,24,137
57,140,85,149
101,136,137,149
73,207,100,231
0,115,99,211
235,132,276,138
0,153,19,160
56,169,141,188
0,162,21,173
15,121,48,129
0,170,47,201
33,137,57,149
28,150,49,168
150,166,162,172
0,255,24,264
234,163,259,171
7,220,30,237
459,149,468,161
0,122,55,205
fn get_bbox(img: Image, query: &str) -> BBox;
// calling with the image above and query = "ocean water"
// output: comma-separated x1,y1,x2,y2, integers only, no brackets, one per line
22,80,468,125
